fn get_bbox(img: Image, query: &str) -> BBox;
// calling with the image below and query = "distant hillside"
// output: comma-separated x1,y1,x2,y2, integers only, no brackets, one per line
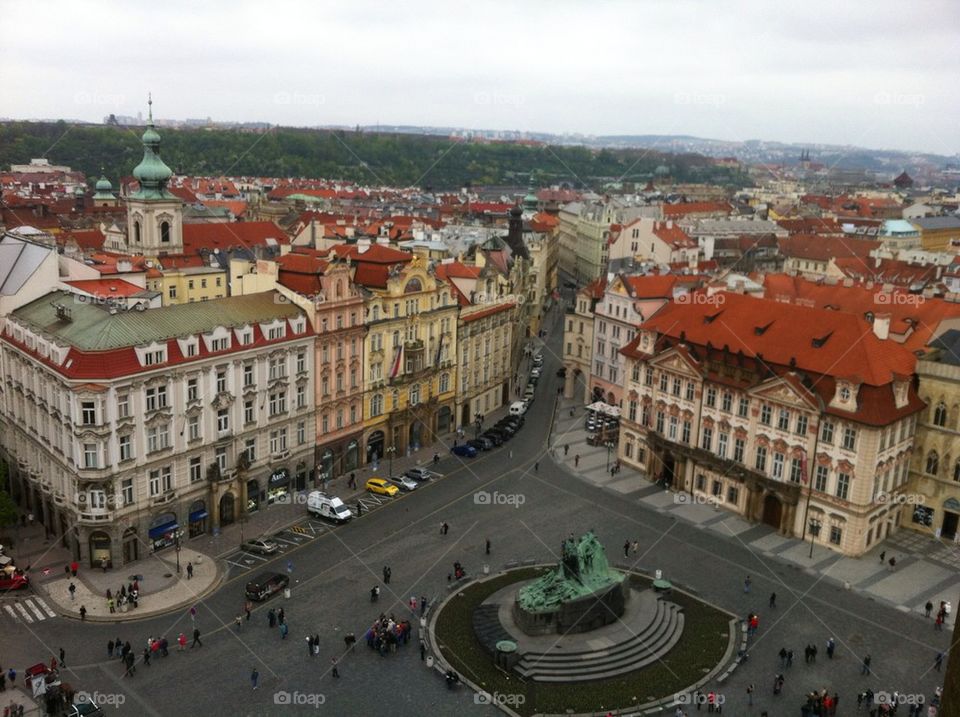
0,121,747,190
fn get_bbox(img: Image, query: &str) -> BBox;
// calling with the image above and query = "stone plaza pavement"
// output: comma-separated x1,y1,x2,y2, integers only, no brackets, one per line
550,396,960,627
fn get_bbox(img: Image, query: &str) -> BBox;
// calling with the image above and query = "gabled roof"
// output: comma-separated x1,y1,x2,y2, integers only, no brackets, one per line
777,234,879,262
181,221,288,254
64,279,146,298
662,201,731,218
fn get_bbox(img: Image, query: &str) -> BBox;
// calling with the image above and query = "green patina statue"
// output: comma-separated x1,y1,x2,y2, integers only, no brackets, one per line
517,531,625,613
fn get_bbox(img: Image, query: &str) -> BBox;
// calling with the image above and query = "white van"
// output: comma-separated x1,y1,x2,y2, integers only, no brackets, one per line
307,492,353,523
509,401,527,416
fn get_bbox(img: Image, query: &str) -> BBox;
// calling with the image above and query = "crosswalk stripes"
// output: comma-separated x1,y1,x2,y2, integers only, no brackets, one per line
2,597,58,624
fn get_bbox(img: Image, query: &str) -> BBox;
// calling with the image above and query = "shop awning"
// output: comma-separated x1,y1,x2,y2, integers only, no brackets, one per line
148,521,179,539
189,510,208,522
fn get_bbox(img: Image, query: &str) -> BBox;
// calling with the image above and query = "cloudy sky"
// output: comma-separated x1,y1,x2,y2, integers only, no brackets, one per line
2,0,958,155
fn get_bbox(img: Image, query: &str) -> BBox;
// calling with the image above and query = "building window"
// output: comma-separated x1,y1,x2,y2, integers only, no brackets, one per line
733,438,745,463
717,432,728,458
701,427,713,451
160,221,171,243
217,408,229,434
270,428,288,454
655,411,665,434
268,391,287,416
934,402,948,427
820,421,834,444
705,387,717,408
790,457,803,483
371,394,383,417
644,367,654,386
672,378,682,397
81,401,96,425
189,457,202,483
815,465,829,492
659,373,668,392
118,394,129,419
759,404,772,426
243,363,255,387
695,474,706,491
83,443,99,469
187,378,198,402
836,473,850,500
244,400,255,425
727,486,739,505
737,398,749,418
188,415,200,441
410,384,420,406
796,415,808,436
668,416,678,440
145,386,167,411
119,434,132,462
215,446,226,471
842,426,857,451
296,385,306,408
829,525,842,545
772,452,785,479
244,438,257,464
685,381,695,401
216,370,227,394
755,445,767,472
121,478,134,505
628,400,638,422
777,409,790,431
721,392,732,412
297,421,306,445
926,451,940,476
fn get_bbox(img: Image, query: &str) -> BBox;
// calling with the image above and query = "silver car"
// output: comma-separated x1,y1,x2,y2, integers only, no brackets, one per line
241,537,280,555
390,475,418,492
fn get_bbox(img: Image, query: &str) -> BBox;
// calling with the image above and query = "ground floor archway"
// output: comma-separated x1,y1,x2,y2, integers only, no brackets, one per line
89,531,111,568
188,499,208,537
219,492,236,526
366,432,384,466
344,440,359,471
437,406,452,435
762,494,783,529
122,528,139,563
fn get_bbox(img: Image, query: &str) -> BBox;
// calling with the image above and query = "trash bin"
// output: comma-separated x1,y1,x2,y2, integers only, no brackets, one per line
482,564,490,575
425,655,434,669
284,588,291,599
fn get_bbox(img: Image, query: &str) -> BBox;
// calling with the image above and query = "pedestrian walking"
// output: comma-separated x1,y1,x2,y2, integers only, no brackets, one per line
926,600,934,618
936,651,944,671
251,668,259,690
769,592,776,608
108,640,115,658
879,550,886,563
357,502,363,517
888,556,897,570
245,601,252,621
509,449,513,459
744,575,751,593
186,562,193,579
623,541,630,558
420,596,427,617
108,598,115,613
936,612,945,630
79,605,86,621
786,649,793,667
280,623,288,639
142,648,150,667
235,615,242,631
70,561,78,577
631,541,639,554
177,633,186,651
383,566,391,584
277,608,285,625
564,444,569,456
68,582,76,601
485,538,491,555
779,647,788,668
861,654,871,675
826,637,836,659
331,657,340,678
6,668,15,686
191,628,202,648
442,522,449,535
746,683,754,706
574,454,580,467
268,609,276,628
306,636,314,657
534,461,539,472
59,648,65,668
101,557,107,573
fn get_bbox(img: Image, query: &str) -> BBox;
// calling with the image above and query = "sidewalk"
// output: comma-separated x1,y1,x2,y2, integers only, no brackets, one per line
549,395,960,625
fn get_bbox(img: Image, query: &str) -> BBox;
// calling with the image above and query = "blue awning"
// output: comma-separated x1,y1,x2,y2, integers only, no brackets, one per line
189,510,208,522
148,521,179,539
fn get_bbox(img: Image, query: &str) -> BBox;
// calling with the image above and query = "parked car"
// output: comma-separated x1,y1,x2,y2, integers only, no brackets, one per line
365,478,399,496
523,388,536,403
245,571,290,601
404,467,433,482
67,701,105,717
451,444,478,458
481,431,504,446
241,537,280,555
390,475,418,492
307,492,353,523
0,572,29,591
509,401,527,416
492,423,516,438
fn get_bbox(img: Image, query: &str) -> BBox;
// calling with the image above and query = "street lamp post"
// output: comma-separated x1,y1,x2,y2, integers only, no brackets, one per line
605,441,615,472
808,518,822,558
175,530,183,575
386,446,396,477
474,412,483,440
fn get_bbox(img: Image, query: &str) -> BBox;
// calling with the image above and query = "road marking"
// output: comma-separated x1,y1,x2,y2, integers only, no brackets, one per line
14,601,34,623
25,599,45,621
3,605,17,621
271,536,300,547
34,596,57,618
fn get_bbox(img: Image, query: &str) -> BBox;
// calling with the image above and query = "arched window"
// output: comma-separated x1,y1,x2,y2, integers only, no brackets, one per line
926,451,939,476
134,221,141,243
934,402,948,427
160,221,171,243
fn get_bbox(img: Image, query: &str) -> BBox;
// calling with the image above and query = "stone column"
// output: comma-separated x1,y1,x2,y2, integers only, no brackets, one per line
563,367,575,399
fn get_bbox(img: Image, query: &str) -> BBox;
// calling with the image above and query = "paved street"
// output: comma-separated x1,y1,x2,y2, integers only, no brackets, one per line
1,300,954,716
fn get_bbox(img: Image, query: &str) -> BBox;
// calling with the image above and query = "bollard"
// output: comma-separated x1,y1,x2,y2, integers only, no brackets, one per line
284,587,291,599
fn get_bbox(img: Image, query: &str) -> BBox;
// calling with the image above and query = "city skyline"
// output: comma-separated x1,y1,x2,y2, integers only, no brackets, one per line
1,0,958,156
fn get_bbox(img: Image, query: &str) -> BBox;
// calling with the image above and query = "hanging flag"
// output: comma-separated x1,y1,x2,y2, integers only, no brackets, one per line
389,344,404,379
800,450,809,483
434,333,444,366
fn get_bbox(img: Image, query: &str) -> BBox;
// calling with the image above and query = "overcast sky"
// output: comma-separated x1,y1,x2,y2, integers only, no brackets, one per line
2,0,958,155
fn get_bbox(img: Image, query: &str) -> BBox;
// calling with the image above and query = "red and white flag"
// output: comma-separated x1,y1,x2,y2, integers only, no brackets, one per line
800,450,809,483
389,344,404,379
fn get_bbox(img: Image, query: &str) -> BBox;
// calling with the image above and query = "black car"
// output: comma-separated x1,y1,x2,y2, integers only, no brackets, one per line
245,571,290,601
467,438,492,451
498,416,523,429
492,424,516,438
481,431,504,446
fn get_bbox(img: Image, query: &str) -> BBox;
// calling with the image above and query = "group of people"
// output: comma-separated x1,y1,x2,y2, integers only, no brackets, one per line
105,580,140,614
363,613,413,656
798,688,840,716
108,627,203,678
266,607,289,638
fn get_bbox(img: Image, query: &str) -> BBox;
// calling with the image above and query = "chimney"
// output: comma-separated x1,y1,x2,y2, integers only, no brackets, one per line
356,238,371,254
872,313,891,340
666,220,673,229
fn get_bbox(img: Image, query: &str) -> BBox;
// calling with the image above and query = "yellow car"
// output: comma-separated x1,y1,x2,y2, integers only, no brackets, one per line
365,477,399,496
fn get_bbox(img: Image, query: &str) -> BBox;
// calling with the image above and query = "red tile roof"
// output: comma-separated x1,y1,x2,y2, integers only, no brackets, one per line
435,261,481,281
64,279,146,298
60,228,106,251
652,222,697,248
181,221,288,253
662,201,731,218
462,301,516,323
778,235,880,262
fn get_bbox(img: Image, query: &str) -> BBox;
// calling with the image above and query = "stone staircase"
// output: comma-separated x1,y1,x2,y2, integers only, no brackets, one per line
473,603,515,653
514,595,685,682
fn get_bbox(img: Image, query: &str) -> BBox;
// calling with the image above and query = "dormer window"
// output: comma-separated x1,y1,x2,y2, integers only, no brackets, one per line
839,387,851,402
